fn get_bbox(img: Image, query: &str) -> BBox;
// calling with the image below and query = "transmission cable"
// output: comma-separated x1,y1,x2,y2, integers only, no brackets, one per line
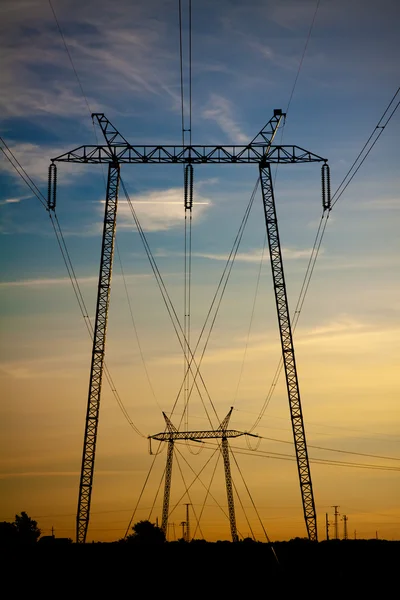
286,0,321,114
124,444,163,537
173,443,229,519
331,85,399,209
120,178,218,431
258,435,400,463
176,179,260,428
0,140,47,209
0,135,144,435
189,440,400,473
191,450,221,539
249,86,399,431
48,0,148,435
115,243,161,410
174,450,204,539
48,0,92,117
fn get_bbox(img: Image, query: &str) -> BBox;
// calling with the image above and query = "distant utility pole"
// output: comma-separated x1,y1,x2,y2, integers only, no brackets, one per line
184,503,191,542
332,506,340,540
342,515,348,540
376,531,378,540
325,513,330,541
180,521,186,540
354,530,357,540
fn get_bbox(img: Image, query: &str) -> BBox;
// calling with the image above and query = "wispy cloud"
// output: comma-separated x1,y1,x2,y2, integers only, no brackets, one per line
0,273,150,289
307,316,365,337
0,195,30,205
190,247,318,263
0,1,180,120
114,188,212,232
202,94,249,143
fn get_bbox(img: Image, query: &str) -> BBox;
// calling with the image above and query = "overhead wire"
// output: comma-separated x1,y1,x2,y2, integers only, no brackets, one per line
177,179,260,428
258,435,400,463
120,178,217,430
285,0,321,115
330,85,400,209
230,450,278,559
173,444,229,520
191,450,221,539
1,129,145,436
48,0,93,117
47,0,149,435
232,1,324,427
184,440,400,473
124,445,163,537
249,85,399,431
0,139,47,209
174,450,204,539
115,243,161,410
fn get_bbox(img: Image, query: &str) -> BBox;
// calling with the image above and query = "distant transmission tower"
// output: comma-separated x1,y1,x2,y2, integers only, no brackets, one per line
332,506,340,540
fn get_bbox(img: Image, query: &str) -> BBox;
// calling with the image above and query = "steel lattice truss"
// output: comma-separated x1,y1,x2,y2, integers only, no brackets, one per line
49,109,328,544
259,163,317,541
76,163,120,544
52,143,325,165
150,429,246,442
161,440,174,536
151,408,243,542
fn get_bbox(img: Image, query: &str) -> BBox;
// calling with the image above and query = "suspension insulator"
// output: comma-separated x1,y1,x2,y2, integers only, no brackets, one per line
184,163,193,211
321,163,331,212
48,163,57,211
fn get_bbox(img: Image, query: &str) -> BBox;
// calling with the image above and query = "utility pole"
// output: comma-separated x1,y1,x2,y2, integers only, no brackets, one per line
325,513,330,541
332,506,340,540
342,514,348,540
180,521,186,540
185,503,191,542
354,530,357,540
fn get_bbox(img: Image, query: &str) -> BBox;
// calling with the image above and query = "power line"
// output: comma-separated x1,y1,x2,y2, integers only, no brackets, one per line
257,435,400,463
249,85,399,431
331,85,400,209
178,441,400,473
285,0,321,115
48,0,93,117
0,139,47,209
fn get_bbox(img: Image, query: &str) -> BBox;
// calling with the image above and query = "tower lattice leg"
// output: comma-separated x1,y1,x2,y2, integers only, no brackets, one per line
221,437,238,542
76,163,120,543
259,162,318,541
161,439,174,536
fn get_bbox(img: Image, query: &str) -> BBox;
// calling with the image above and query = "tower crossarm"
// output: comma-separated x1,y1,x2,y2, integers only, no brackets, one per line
51,144,327,165
149,429,251,442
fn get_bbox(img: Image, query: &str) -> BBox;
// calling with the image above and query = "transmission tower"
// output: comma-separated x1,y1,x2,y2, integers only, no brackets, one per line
149,407,247,542
48,110,330,543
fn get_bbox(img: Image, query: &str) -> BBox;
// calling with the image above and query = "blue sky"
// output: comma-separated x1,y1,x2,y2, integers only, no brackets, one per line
0,0,399,542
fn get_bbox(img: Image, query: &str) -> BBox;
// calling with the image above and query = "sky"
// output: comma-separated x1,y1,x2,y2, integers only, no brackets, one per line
0,0,399,543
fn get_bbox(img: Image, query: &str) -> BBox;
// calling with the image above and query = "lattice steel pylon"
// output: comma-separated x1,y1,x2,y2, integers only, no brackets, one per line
150,407,244,542
48,109,330,543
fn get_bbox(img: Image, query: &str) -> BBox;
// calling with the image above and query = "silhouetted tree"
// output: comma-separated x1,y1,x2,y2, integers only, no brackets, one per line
125,520,165,544
14,512,41,544
0,521,18,545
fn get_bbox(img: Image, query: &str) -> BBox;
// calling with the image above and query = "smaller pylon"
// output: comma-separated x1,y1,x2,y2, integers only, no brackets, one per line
149,407,255,542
